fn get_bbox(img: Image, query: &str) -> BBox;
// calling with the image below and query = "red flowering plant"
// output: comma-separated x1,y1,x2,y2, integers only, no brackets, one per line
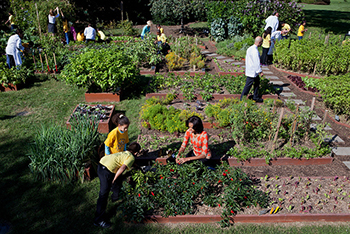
118,161,268,227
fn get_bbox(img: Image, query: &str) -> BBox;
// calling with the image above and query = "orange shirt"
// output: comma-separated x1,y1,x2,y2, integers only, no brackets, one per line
181,129,211,158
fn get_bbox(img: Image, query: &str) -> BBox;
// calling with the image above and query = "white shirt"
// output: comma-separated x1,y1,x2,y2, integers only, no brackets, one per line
6,34,24,66
264,15,279,33
84,26,96,40
268,31,282,55
245,44,262,78
48,14,59,24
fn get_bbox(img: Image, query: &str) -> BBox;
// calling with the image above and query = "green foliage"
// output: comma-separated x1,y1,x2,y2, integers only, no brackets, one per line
210,18,226,42
149,0,206,25
59,44,139,92
0,56,34,85
119,161,269,227
28,115,100,183
140,97,203,133
165,52,186,71
227,16,243,38
117,19,138,36
274,37,350,75
216,34,254,59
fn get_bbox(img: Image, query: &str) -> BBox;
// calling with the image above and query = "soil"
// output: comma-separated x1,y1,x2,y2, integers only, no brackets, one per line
215,58,245,73
188,176,350,216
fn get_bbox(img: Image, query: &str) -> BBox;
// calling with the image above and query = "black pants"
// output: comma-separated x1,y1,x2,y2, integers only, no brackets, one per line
260,48,269,65
94,164,122,223
7,55,15,69
240,76,260,100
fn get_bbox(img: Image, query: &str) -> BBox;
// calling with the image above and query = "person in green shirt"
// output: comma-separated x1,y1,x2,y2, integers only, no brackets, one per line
94,142,141,228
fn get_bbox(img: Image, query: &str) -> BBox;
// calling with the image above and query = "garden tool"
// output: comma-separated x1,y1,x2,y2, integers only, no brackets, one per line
38,48,44,72
53,53,58,72
31,48,37,72
44,53,50,72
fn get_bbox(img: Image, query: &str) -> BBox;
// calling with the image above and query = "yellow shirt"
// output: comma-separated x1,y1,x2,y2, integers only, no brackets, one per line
262,34,271,48
104,127,129,154
159,27,164,34
63,20,69,33
98,31,106,40
9,15,15,25
100,151,135,173
298,25,304,37
77,32,85,41
157,33,167,43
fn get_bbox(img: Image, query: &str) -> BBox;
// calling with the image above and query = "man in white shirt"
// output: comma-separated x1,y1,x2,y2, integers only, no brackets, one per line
264,12,279,33
240,37,264,103
84,24,96,42
6,28,24,68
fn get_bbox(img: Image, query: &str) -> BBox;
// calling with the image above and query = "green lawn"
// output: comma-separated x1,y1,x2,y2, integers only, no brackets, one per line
302,0,350,35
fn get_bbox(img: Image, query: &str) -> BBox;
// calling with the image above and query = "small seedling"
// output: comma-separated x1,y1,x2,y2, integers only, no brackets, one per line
287,205,293,211
275,176,279,180
264,175,269,181
306,194,310,200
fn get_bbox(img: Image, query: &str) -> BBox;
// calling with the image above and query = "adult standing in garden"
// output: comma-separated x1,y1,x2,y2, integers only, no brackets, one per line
264,12,279,33
240,36,264,103
59,9,70,44
141,20,152,39
297,21,308,40
94,142,141,228
48,7,60,36
267,29,286,63
5,28,24,69
5,12,16,31
176,116,211,164
261,27,272,66
84,24,96,42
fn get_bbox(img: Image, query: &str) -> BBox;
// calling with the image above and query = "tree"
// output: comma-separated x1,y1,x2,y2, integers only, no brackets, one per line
149,0,206,26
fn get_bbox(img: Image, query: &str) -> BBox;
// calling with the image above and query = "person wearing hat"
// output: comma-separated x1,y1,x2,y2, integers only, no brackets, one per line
141,20,152,39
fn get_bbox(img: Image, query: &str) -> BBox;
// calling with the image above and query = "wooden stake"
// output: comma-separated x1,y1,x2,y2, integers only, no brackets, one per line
322,110,328,125
290,104,299,146
53,53,58,72
309,32,312,39
270,108,284,153
305,97,316,140
35,3,42,39
310,97,316,111
39,53,44,72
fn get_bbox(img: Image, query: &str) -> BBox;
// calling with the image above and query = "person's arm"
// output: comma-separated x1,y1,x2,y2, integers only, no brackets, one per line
16,38,24,51
176,131,190,163
252,46,262,76
112,164,127,183
178,133,208,164
105,144,111,155
60,9,64,18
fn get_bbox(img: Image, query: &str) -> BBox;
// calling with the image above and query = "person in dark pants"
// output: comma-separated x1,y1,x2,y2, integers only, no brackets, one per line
240,36,264,103
94,142,141,228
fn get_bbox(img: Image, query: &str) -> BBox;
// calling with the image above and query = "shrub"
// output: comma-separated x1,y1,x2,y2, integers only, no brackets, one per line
60,44,139,92
165,52,186,71
210,18,226,42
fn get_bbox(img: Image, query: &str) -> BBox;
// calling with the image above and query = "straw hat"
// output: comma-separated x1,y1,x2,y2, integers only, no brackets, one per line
147,20,153,27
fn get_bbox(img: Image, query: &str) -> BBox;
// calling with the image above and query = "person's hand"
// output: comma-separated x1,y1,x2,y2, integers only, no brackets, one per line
177,157,189,164
259,72,264,77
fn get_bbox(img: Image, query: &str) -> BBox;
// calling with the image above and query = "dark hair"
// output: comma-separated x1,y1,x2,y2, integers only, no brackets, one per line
263,27,272,38
15,28,23,35
127,142,141,155
186,116,203,134
157,24,161,28
112,113,130,126
9,12,13,15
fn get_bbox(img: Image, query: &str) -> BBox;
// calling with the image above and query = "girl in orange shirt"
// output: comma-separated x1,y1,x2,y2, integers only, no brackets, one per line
176,116,211,164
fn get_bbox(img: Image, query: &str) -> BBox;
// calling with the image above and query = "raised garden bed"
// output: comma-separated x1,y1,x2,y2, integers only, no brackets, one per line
66,104,115,133
0,83,21,92
212,57,245,76
145,93,278,101
85,91,121,102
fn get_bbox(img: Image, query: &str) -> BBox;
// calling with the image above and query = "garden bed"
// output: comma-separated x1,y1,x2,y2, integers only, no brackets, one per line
212,57,245,75
0,83,22,92
66,104,115,133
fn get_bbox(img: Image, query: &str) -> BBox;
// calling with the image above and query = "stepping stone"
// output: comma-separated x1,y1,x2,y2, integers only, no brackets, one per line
232,62,243,65
332,147,350,156
266,76,279,80
262,67,270,70
207,53,218,56
216,56,226,59
289,99,305,105
201,51,211,54
280,92,296,97
264,71,273,74
342,161,350,169
223,59,235,62
310,123,333,131
274,86,290,91
312,115,322,121
324,135,345,144
270,80,284,85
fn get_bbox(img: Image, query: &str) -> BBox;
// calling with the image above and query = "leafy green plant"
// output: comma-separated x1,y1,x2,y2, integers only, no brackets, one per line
210,18,226,42
117,19,138,36
165,52,186,71
28,115,100,183
119,161,269,227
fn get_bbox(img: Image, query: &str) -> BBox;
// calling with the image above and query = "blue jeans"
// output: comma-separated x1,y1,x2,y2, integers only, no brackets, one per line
240,76,260,100
298,36,303,40
141,35,144,39
65,32,69,44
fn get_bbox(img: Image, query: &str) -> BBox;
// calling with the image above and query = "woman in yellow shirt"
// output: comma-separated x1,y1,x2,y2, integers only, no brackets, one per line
261,27,272,65
77,30,85,41
298,21,307,40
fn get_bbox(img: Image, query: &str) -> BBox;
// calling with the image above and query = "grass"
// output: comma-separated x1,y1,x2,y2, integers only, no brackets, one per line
1,76,350,233
302,0,350,35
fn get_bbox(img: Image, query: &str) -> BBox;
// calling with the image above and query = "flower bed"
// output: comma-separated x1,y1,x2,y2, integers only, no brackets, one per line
66,104,114,133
